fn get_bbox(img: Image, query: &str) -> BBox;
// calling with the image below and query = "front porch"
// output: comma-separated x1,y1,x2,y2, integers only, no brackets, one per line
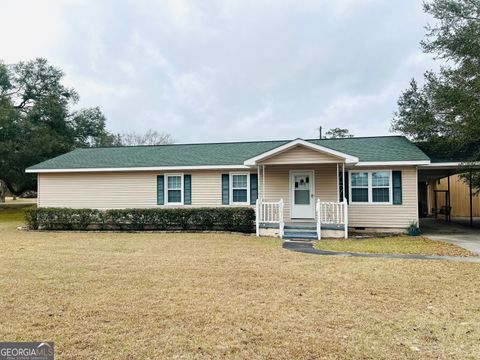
245,139,354,240
256,198,348,239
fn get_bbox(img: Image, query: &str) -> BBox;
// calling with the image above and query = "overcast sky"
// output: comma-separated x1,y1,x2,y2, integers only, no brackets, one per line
1,0,437,143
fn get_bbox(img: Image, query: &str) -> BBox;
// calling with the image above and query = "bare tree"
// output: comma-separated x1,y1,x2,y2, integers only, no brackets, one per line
116,129,174,146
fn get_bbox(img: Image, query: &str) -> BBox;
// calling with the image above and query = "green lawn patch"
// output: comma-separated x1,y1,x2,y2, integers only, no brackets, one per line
314,236,474,257
0,204,34,224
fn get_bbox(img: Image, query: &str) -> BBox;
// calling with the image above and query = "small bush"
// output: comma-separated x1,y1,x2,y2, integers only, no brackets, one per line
24,207,255,233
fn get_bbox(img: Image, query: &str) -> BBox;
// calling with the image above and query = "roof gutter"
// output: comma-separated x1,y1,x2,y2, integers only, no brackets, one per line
418,161,480,170
25,164,251,174
353,160,431,167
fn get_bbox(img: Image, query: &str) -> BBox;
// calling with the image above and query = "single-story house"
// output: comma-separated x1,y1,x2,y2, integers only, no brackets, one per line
26,136,467,239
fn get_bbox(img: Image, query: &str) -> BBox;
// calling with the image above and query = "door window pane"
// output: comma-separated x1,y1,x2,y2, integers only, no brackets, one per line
294,175,310,204
295,190,310,204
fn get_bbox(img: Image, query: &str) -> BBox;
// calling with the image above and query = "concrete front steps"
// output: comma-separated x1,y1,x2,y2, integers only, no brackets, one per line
258,222,346,239
283,224,318,240
283,223,345,240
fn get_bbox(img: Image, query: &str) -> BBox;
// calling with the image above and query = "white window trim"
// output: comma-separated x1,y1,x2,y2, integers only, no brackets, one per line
164,173,184,205
349,170,393,205
229,172,250,205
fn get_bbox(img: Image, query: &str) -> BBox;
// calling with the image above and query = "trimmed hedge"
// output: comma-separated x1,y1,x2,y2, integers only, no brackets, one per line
25,207,255,233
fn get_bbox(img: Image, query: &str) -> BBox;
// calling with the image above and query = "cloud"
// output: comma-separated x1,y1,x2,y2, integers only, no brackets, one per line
0,0,437,142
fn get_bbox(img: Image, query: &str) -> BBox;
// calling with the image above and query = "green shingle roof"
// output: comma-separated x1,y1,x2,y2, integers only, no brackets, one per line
27,136,430,171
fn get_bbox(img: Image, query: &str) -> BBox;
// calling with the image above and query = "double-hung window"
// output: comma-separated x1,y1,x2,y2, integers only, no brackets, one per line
230,173,250,205
165,174,183,205
351,172,369,203
372,171,390,203
350,171,392,204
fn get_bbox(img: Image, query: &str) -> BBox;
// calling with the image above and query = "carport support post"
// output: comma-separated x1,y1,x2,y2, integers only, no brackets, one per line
469,171,473,227
447,174,451,222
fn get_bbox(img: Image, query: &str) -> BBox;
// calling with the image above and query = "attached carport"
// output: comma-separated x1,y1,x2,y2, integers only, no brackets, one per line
418,162,480,228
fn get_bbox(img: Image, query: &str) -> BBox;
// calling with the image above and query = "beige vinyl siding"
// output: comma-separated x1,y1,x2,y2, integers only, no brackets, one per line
38,164,419,229
347,167,418,228
261,164,339,220
38,170,247,209
259,145,342,165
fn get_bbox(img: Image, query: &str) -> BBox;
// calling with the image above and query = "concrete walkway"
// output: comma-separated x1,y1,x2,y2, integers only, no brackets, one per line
420,218,480,255
283,240,480,263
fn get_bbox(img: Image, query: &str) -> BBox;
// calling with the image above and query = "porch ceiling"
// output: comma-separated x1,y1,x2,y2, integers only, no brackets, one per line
418,162,480,182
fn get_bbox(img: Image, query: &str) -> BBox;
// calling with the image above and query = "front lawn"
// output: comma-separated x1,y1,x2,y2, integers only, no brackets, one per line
314,236,474,257
1,207,480,358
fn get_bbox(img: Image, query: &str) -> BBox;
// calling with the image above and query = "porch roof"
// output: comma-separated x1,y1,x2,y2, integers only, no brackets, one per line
243,139,359,165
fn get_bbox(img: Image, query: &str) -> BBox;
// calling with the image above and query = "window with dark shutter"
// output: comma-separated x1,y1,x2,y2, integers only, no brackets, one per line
184,175,192,205
250,173,258,205
392,171,402,205
157,175,164,205
221,174,229,205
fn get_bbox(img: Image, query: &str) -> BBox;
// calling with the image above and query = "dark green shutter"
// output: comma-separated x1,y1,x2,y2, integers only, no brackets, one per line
221,174,229,205
157,175,164,205
250,173,258,205
184,175,192,205
392,171,402,205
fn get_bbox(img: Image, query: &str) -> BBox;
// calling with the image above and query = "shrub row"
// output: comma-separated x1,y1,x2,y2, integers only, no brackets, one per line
25,207,255,233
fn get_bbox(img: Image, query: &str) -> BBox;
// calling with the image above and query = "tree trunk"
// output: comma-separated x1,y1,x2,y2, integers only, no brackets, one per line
0,180,6,203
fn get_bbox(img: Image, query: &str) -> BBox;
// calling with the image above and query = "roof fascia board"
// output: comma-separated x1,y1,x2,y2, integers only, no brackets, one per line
243,139,359,165
418,161,480,169
352,160,431,167
26,164,251,174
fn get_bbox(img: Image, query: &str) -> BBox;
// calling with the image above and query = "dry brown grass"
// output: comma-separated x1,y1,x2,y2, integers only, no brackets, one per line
314,236,475,257
1,208,480,359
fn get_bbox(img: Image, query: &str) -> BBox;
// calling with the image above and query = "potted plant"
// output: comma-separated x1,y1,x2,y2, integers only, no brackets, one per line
408,221,421,236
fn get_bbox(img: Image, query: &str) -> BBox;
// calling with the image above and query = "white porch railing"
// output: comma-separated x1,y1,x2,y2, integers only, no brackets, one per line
256,198,284,238
316,198,348,239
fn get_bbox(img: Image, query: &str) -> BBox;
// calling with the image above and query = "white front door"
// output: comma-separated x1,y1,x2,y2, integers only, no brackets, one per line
290,171,315,219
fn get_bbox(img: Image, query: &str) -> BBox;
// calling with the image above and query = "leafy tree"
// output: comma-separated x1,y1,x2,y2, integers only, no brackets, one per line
325,128,354,139
0,58,114,197
392,0,480,190
115,129,174,146
70,107,117,147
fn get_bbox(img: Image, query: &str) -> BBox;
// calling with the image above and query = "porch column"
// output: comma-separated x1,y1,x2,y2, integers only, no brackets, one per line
257,165,261,200
336,163,339,202
262,165,266,200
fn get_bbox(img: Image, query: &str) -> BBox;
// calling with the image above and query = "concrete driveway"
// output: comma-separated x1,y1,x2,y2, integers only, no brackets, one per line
421,218,480,255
